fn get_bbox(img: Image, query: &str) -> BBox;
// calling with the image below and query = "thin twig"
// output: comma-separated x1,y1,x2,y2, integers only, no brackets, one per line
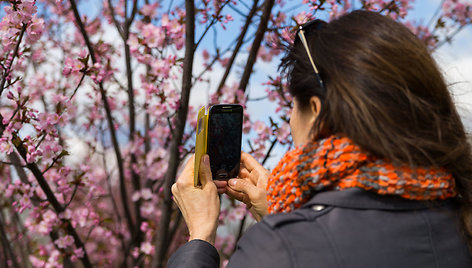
0,161,27,168
0,23,27,97
107,0,124,38
216,0,260,96
262,138,278,165
435,25,465,48
194,0,232,51
69,71,87,101
427,0,446,29
64,183,80,208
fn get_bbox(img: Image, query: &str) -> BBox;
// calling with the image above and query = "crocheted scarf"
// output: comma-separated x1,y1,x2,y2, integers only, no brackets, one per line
267,135,457,214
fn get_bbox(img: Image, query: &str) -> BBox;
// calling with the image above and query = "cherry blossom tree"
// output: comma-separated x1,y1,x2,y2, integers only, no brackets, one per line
0,0,470,267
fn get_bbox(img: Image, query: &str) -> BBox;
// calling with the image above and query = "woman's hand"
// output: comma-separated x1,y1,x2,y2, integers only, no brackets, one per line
171,154,220,245
215,152,269,221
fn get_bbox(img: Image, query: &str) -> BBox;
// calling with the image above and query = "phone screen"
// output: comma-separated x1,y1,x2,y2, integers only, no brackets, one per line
207,105,243,180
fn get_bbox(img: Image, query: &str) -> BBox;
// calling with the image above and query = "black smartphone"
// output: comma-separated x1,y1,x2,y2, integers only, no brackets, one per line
207,104,243,180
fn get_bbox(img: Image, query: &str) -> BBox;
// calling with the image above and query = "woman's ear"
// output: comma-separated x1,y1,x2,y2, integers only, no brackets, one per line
310,96,322,118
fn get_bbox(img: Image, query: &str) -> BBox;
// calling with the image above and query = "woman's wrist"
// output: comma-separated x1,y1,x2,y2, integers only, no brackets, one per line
189,230,216,245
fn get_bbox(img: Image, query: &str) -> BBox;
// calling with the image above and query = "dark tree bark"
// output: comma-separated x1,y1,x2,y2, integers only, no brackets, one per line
152,0,196,267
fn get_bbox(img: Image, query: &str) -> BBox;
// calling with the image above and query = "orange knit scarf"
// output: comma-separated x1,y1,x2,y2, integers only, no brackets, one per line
267,135,457,214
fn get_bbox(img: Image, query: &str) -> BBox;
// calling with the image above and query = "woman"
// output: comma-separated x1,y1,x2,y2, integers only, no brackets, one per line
168,10,472,267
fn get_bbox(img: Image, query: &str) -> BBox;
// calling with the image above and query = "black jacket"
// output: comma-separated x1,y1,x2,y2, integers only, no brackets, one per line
168,188,472,267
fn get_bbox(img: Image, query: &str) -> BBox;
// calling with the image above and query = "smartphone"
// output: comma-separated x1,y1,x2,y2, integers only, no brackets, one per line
207,104,243,180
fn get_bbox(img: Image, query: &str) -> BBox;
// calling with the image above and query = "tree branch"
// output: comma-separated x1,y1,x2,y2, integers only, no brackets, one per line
120,0,144,255
0,114,92,267
238,0,275,92
262,138,278,165
435,25,465,48
152,0,195,267
69,0,134,235
126,0,139,27
194,0,232,51
0,212,20,268
0,23,27,97
107,0,124,38
69,71,87,101
216,0,260,95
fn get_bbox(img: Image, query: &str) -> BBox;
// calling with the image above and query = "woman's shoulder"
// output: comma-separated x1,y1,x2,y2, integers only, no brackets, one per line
232,189,471,268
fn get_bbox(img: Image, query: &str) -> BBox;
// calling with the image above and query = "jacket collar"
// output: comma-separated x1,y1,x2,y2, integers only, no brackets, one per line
301,188,456,211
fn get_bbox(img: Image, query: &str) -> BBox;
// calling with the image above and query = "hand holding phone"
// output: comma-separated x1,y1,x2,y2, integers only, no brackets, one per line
194,104,243,185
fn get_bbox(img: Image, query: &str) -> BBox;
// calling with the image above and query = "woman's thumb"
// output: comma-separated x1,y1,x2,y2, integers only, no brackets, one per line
199,154,213,186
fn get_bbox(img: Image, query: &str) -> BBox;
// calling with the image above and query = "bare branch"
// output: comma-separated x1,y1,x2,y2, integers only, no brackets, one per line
0,23,27,97
126,0,139,27
238,0,275,93
435,25,465,48
69,0,134,235
64,183,80,208
194,0,232,51
107,0,124,38
152,0,196,266
262,138,278,165
0,212,20,268
69,71,87,101
121,0,144,254
427,0,446,29
216,0,260,95
0,160,27,168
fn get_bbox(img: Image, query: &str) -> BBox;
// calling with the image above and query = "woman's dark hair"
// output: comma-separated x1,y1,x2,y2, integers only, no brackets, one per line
280,10,472,251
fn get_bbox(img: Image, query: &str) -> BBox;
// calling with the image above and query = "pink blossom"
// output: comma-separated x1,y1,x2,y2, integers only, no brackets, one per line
276,122,291,144
62,57,85,76
140,201,155,217
223,14,234,23
202,49,210,61
141,3,159,17
140,242,154,255
142,24,166,48
443,0,472,26
26,17,44,43
131,247,140,258
0,138,13,154
141,189,154,200
55,235,74,249
140,222,150,232
219,57,230,67
74,247,84,258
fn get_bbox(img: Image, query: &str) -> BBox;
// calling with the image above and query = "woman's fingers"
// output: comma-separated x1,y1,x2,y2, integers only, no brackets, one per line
227,177,267,221
240,152,262,172
225,185,252,208
239,167,250,179
228,178,257,200
214,180,227,194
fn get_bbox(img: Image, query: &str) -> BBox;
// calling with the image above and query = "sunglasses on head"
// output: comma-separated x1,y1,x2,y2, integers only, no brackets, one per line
295,19,327,91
